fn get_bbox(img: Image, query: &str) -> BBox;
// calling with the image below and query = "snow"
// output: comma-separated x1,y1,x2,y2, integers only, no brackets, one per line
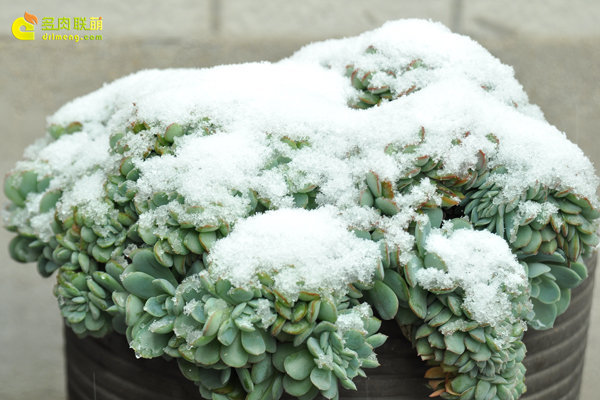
134,129,291,230
336,302,372,335
416,229,530,331
511,201,558,240
254,299,277,328
4,19,599,304
56,171,115,224
377,178,440,263
207,208,380,300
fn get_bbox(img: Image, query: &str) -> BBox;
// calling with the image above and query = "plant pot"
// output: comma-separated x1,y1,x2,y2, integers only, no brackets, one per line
65,254,596,400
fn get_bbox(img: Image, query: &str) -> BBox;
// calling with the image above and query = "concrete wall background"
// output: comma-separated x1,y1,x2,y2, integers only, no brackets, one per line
1,1,599,399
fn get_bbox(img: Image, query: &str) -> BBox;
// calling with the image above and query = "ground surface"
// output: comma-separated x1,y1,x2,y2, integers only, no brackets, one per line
1,1,599,399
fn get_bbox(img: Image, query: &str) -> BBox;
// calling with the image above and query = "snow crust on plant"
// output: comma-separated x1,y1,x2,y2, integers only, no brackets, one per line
416,229,530,328
5,19,599,300
207,208,380,300
335,302,372,335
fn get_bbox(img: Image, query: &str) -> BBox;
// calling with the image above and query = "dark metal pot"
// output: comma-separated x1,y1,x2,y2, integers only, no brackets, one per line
65,255,596,400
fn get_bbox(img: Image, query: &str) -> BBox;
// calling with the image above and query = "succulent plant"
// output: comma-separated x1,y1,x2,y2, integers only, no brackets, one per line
4,20,600,400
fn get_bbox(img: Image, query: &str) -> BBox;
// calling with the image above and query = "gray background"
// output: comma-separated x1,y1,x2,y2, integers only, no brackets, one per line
1,1,599,399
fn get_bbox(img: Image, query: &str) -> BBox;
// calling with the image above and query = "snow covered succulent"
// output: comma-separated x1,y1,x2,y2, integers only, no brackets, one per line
4,20,599,400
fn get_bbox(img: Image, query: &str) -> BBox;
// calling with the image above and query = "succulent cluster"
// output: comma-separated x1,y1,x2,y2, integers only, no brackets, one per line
111,248,384,400
4,22,600,400
407,220,531,399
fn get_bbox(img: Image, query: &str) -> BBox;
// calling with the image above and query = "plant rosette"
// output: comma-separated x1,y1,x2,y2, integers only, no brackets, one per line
4,20,599,400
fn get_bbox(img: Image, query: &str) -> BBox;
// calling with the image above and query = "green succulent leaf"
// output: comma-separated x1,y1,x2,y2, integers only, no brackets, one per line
130,317,169,358
571,261,588,280
513,225,532,249
527,262,551,278
405,255,423,287
236,368,255,393
272,343,297,373
317,298,338,323
424,252,446,270
475,380,492,399
425,207,443,229
555,288,571,316
375,197,399,216
548,265,583,289
39,190,62,213
241,329,266,356
310,367,332,391
251,354,274,384
535,277,561,304
122,271,163,299
408,285,428,319
530,298,558,330
283,375,313,397
220,334,248,368
364,280,398,320
382,269,409,302
284,349,314,381
444,332,466,355
365,333,387,348
320,373,339,399
451,374,476,394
